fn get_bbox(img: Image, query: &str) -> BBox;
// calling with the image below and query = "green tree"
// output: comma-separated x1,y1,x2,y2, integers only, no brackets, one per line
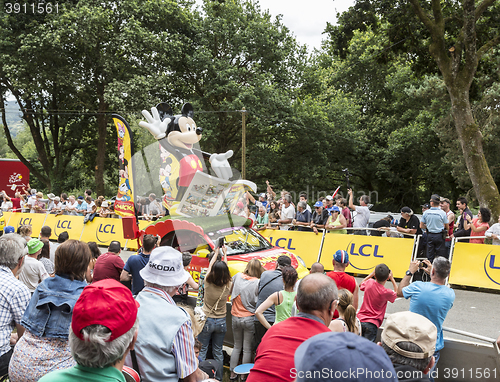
0,0,196,194
325,0,500,215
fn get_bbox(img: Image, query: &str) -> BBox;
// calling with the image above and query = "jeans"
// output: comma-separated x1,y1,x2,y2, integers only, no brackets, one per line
230,316,255,372
198,317,227,381
428,350,440,382
254,320,271,351
0,347,13,377
361,322,378,342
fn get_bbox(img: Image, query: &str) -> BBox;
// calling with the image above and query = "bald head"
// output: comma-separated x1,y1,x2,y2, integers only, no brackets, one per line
297,273,338,314
310,262,324,274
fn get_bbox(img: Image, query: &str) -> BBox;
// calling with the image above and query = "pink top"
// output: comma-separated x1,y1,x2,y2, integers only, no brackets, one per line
357,278,397,327
470,217,489,244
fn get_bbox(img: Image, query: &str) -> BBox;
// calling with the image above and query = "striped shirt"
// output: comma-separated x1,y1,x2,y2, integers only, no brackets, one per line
0,266,31,356
142,286,197,378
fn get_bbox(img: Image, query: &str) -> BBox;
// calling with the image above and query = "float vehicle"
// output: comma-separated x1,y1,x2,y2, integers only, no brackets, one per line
0,211,4,234
114,102,308,279
140,214,309,281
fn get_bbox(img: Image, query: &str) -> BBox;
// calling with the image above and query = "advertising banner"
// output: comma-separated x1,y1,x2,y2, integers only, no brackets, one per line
43,214,85,241
113,115,135,217
319,234,414,278
8,212,47,239
80,217,126,247
259,229,324,267
449,242,500,290
0,159,30,197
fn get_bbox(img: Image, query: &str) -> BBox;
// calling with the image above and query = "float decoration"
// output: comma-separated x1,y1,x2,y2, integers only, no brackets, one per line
112,115,135,217
138,102,256,217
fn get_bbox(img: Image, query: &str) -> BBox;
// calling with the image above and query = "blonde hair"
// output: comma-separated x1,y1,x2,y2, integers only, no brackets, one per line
19,225,32,237
244,259,265,278
337,289,358,334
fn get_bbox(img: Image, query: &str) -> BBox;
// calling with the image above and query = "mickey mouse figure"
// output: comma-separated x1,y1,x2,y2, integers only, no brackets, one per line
139,102,233,202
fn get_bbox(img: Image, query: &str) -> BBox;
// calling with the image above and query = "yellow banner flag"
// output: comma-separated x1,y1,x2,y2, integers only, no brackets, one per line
112,115,135,217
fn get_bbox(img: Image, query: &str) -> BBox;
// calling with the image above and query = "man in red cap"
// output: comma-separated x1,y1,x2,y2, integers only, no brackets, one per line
39,279,140,382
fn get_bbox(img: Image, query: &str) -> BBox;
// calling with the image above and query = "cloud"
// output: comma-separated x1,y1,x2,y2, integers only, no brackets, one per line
258,0,355,51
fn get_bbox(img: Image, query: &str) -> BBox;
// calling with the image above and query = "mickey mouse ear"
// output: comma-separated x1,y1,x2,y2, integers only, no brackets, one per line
155,102,173,122
181,103,194,118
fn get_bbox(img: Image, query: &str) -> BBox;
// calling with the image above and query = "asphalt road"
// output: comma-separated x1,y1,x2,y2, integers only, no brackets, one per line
119,249,499,343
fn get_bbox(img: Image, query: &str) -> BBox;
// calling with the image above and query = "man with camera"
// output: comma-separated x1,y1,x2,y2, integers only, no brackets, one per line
397,258,455,382
420,194,448,263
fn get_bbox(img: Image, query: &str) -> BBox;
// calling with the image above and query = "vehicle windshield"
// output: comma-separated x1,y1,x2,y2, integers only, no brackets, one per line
210,227,272,256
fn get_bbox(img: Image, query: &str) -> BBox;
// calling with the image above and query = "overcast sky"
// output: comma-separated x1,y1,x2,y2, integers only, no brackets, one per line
256,0,356,50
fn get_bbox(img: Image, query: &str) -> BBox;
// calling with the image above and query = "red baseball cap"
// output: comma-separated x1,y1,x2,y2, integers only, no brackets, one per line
72,279,139,342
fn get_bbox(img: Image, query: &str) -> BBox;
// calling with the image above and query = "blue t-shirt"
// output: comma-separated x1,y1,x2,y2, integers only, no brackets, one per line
296,209,312,231
402,281,455,351
421,207,447,233
123,252,150,295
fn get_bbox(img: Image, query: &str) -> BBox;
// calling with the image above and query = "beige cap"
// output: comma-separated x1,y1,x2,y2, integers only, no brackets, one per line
102,201,109,207
381,311,437,359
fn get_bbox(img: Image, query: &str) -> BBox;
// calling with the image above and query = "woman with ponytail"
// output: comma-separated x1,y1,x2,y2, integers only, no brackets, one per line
329,289,361,335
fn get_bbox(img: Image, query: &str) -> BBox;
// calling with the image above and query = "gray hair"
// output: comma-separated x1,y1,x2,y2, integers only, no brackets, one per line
432,257,451,279
381,341,432,372
0,234,26,269
69,318,138,368
360,194,370,204
144,281,178,295
296,273,338,313
284,194,292,203
298,201,307,210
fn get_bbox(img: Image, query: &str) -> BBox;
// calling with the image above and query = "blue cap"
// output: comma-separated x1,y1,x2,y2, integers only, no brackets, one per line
327,206,340,213
333,249,349,264
294,332,397,382
4,226,15,234
313,201,323,208
78,196,84,200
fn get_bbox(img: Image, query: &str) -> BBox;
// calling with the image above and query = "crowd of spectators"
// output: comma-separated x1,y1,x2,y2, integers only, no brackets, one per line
248,186,497,264
0,187,117,220
0,188,497,381
0,187,171,223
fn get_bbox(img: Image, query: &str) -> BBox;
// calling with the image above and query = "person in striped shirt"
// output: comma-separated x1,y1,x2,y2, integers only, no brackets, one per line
131,246,209,382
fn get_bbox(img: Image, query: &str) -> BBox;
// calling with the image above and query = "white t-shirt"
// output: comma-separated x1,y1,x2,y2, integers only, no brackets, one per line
1,200,12,211
50,201,62,213
18,256,49,293
485,223,500,246
87,201,95,212
280,204,296,230
50,242,60,263
27,196,37,213
353,205,370,229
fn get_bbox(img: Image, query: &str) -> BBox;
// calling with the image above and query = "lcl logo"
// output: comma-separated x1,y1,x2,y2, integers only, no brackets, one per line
484,252,500,286
345,242,384,271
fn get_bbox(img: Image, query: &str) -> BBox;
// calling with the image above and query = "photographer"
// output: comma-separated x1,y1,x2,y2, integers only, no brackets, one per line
397,258,455,382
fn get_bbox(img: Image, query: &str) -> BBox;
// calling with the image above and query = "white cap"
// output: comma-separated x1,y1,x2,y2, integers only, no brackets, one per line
140,246,190,287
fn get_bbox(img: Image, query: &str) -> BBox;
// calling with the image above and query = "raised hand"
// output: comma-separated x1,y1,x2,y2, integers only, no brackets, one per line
139,107,171,139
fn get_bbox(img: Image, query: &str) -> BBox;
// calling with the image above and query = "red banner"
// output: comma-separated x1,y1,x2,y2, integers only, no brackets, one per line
0,159,30,197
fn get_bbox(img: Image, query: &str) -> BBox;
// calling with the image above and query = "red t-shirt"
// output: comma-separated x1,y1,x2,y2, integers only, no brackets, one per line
247,316,330,382
326,271,357,318
357,278,397,327
92,252,124,283
470,218,489,244
11,198,21,212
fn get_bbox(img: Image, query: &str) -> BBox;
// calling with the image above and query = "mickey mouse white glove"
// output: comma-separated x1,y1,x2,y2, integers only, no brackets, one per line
139,107,171,139
210,150,233,180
